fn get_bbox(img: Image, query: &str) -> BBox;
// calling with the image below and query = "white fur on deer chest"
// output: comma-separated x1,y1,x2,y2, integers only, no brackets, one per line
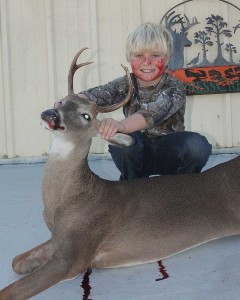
50,135,75,159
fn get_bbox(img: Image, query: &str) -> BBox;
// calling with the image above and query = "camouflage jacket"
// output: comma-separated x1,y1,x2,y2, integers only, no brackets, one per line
80,72,186,137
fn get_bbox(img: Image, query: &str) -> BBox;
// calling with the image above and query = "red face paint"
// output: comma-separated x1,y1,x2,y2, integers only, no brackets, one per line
130,51,165,86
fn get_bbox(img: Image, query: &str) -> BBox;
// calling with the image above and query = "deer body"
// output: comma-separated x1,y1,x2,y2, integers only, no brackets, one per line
14,133,240,272
44,150,240,270
1,48,240,300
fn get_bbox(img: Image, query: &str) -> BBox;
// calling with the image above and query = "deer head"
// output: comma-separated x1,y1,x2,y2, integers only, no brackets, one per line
41,47,134,147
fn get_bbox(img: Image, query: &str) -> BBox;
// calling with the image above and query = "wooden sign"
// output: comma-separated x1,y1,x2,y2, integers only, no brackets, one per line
168,65,240,95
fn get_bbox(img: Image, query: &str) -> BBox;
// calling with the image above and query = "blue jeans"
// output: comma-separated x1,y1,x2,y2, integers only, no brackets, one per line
109,131,212,180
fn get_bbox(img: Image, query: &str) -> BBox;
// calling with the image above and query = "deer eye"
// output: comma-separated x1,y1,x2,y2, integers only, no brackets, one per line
82,114,91,121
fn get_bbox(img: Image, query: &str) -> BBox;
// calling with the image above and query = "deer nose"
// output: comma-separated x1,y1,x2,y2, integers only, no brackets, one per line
41,109,60,123
50,109,59,120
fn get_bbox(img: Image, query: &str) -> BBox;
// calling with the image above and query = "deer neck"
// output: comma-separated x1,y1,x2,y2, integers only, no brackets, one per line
49,133,91,162
42,134,95,227
44,132,93,189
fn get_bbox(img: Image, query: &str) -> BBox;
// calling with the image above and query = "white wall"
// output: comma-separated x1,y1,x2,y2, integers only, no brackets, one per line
0,0,240,158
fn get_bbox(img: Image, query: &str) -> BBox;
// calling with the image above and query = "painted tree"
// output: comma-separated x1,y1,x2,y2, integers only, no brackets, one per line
194,31,213,66
233,20,240,33
205,14,232,65
233,21,240,63
225,43,237,64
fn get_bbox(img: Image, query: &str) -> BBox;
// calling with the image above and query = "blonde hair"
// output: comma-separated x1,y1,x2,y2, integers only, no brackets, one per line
126,22,172,69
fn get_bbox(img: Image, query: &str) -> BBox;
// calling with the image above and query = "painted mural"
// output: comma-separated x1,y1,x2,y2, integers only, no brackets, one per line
161,0,240,95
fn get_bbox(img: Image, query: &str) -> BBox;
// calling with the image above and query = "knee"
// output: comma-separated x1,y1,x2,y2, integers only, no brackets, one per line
181,132,212,165
189,133,212,158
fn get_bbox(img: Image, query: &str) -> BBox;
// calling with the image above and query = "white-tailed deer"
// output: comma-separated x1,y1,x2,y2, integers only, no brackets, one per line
0,48,239,300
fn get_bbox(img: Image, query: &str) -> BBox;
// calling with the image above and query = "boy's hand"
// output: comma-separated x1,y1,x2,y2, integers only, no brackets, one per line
99,118,125,140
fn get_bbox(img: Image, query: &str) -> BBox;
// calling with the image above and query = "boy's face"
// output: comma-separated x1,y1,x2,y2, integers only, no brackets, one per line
130,48,165,86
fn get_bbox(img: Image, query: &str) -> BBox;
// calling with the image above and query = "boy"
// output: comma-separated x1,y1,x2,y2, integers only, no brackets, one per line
80,23,212,179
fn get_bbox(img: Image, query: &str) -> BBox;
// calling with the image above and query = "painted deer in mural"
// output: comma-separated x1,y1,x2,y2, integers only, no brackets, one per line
0,48,240,300
165,11,200,69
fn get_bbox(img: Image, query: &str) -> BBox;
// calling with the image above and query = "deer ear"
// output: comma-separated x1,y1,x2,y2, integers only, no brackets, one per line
105,133,135,148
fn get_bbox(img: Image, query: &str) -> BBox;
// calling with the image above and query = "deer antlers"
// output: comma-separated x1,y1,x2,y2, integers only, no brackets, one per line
68,47,94,95
165,11,199,34
68,47,133,113
97,64,133,113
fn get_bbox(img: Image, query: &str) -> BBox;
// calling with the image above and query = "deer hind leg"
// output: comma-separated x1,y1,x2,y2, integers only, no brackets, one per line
12,239,53,274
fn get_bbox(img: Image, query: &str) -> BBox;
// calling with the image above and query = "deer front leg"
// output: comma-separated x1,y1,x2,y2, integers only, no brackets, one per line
12,239,53,274
1,255,76,300
0,239,91,300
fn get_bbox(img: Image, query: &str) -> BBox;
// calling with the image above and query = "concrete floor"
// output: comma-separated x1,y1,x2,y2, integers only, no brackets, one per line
0,154,240,300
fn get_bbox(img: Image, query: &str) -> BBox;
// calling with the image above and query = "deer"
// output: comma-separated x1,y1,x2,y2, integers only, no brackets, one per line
0,47,240,300
164,11,200,69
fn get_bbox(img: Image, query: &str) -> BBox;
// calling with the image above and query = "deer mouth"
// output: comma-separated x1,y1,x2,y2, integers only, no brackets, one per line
41,109,65,131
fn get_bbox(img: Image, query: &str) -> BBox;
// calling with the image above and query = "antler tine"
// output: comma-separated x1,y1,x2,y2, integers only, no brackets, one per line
181,14,200,32
68,47,94,95
97,64,133,113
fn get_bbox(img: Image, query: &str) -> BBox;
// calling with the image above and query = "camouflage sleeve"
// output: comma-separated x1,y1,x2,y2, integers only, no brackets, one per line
79,76,129,107
137,77,186,128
